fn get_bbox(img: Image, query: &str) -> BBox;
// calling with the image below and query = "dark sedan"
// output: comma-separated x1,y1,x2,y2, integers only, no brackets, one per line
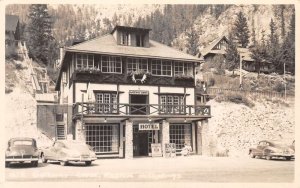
5,137,39,167
249,140,294,160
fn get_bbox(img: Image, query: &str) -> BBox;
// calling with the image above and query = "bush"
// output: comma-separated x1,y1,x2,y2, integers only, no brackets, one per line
273,82,285,93
207,77,215,86
15,63,26,70
215,93,255,107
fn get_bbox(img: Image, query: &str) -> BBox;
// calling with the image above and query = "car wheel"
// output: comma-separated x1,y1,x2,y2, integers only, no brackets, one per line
5,162,10,168
31,161,38,167
41,154,48,163
250,151,255,158
60,161,68,166
285,157,291,161
266,155,272,160
85,161,92,166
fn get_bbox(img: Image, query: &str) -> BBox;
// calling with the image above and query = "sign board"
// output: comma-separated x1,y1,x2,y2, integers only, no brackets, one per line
165,143,176,157
129,90,149,95
139,123,160,131
151,144,162,157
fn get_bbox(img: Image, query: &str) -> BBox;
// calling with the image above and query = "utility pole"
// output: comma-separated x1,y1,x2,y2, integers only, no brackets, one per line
284,62,286,100
239,54,243,90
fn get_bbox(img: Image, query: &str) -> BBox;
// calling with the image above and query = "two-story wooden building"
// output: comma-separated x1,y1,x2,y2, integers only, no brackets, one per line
55,26,211,158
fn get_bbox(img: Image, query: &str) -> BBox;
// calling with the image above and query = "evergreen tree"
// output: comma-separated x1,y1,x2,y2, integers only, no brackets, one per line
233,11,250,48
280,12,295,74
26,4,57,66
267,18,281,72
225,33,240,75
185,26,200,56
250,30,268,75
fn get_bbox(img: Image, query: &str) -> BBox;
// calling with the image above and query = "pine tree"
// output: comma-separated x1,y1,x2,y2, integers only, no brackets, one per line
225,33,240,75
233,11,250,48
185,26,200,56
250,30,268,75
268,18,281,72
26,4,57,65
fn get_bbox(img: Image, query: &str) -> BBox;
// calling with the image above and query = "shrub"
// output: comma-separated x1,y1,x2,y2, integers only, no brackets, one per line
273,82,285,93
15,63,26,70
207,77,215,86
215,93,255,107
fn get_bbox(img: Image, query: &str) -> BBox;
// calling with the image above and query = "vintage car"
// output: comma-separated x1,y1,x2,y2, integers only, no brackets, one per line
249,140,295,160
5,137,39,167
40,140,97,166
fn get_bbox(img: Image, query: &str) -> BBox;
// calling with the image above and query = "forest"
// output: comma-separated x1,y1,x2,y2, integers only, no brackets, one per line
5,4,295,81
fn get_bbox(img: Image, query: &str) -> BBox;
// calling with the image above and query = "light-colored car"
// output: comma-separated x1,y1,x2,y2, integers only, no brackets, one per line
40,140,97,166
249,140,294,160
5,137,39,167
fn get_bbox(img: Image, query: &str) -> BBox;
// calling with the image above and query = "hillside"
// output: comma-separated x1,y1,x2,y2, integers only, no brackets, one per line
205,98,295,157
5,59,52,147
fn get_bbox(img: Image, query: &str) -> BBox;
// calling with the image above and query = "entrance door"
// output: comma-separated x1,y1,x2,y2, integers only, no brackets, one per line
130,95,148,115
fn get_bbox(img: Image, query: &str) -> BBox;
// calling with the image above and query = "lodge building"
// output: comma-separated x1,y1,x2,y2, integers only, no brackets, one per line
53,26,211,158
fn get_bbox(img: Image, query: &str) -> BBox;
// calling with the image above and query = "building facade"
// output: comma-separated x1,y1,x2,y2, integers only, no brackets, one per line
55,26,211,158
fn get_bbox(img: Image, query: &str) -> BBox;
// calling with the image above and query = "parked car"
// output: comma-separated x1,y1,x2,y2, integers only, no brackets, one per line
40,140,97,166
249,140,295,160
5,137,39,167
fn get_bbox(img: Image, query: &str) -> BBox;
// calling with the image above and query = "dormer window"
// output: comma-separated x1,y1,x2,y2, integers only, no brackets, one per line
136,34,144,47
121,32,129,46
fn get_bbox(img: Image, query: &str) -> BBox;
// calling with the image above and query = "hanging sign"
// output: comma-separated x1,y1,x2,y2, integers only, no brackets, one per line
139,123,160,130
129,90,149,95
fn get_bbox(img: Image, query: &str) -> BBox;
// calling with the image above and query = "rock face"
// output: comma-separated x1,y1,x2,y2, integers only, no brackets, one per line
205,98,295,157
5,60,52,148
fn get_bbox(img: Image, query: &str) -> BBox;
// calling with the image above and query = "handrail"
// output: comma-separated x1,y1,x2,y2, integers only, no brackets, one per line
73,102,211,117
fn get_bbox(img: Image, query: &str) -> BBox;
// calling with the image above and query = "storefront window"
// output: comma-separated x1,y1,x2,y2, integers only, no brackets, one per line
85,124,119,153
169,124,192,150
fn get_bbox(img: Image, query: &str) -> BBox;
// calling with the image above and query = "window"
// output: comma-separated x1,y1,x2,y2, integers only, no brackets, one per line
169,124,192,150
76,54,94,69
95,92,118,113
160,95,184,114
136,34,144,47
127,58,148,73
174,61,193,76
121,32,129,45
151,59,172,76
85,124,119,153
101,56,122,73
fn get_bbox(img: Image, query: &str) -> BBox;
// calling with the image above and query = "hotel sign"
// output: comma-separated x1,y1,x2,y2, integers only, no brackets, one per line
139,123,160,130
129,90,149,95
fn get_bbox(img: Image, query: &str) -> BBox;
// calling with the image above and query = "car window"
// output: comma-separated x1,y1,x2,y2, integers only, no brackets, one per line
13,140,33,146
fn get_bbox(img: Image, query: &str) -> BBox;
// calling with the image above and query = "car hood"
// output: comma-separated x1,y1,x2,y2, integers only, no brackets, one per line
8,145,37,155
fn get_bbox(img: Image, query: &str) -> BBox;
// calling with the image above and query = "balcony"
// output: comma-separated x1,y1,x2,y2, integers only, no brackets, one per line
73,102,211,120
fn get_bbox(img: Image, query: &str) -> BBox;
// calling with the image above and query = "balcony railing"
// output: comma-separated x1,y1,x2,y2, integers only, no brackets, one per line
73,102,211,117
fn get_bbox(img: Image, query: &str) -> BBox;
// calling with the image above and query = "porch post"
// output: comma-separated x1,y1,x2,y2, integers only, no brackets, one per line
196,121,202,155
125,120,133,159
162,120,170,157
200,119,210,156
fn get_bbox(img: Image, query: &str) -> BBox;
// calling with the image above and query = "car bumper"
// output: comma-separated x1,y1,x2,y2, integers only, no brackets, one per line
64,157,97,162
269,153,294,157
6,157,39,162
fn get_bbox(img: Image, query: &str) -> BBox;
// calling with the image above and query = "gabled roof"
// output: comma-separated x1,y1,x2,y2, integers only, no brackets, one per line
237,47,254,62
5,15,19,32
200,35,228,58
66,34,203,62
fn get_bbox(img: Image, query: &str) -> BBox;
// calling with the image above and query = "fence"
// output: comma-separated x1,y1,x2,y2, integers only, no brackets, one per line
206,87,293,99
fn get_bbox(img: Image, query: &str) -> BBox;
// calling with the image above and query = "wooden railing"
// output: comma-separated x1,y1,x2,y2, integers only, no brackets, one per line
73,102,211,117
206,87,293,99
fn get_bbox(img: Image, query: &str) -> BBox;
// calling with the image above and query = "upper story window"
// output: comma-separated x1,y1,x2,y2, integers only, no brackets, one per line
174,61,193,76
76,53,94,69
151,59,172,76
160,95,184,114
120,32,130,46
101,56,122,73
127,58,148,73
136,34,144,47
